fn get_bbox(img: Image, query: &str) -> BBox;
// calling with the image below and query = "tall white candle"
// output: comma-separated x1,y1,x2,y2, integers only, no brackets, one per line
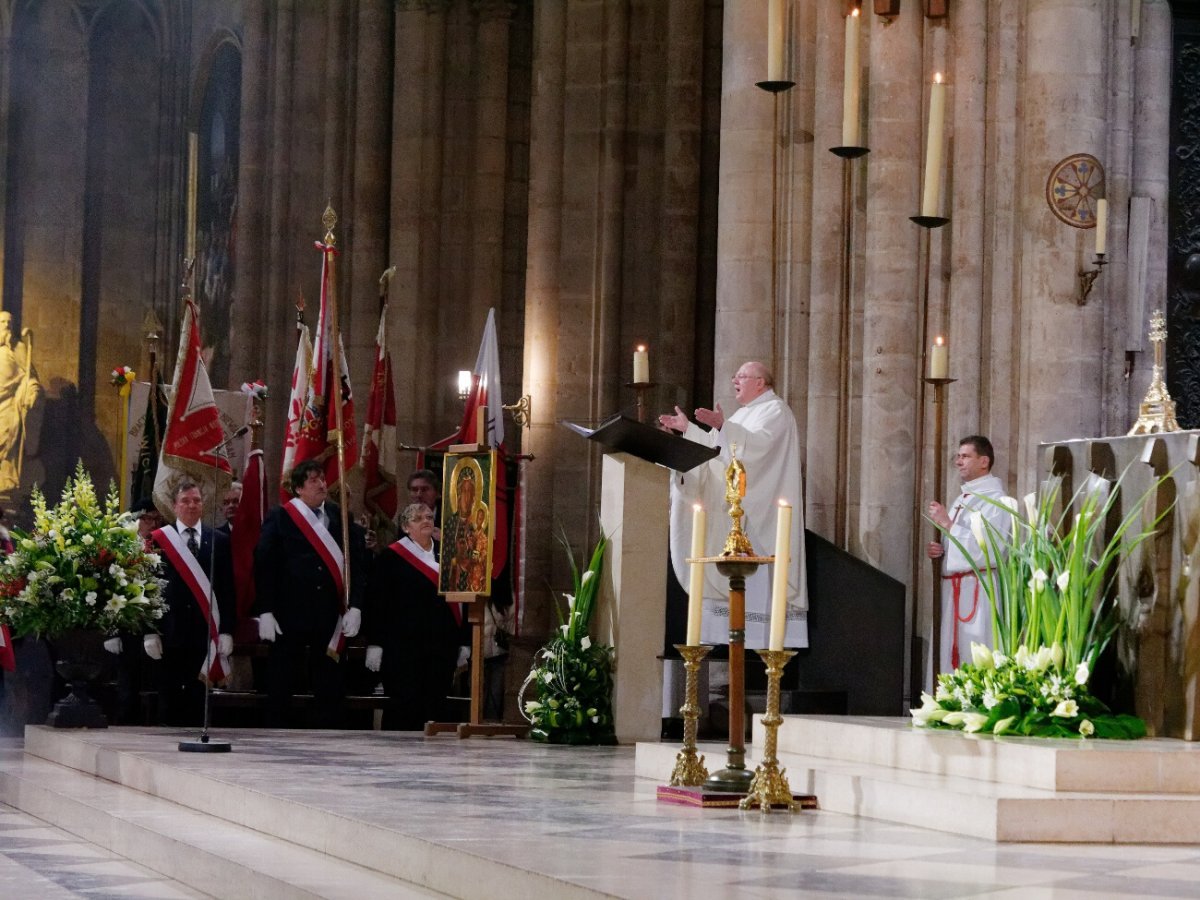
920,74,946,218
929,335,948,379
686,504,706,646
767,0,784,82
1095,199,1108,256
841,9,861,147
769,500,792,651
633,345,649,383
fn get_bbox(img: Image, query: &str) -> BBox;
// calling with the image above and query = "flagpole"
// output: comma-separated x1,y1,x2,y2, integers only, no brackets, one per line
321,204,354,614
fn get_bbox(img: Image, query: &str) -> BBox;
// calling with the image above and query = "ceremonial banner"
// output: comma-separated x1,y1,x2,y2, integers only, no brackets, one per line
279,323,312,501
152,302,233,515
361,304,398,520
290,243,357,491
231,447,267,621
124,382,244,507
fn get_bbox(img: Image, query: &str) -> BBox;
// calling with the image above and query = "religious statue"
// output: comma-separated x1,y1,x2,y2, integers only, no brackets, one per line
0,311,41,493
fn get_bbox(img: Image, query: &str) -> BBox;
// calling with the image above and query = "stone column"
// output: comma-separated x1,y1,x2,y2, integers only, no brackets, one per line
390,0,446,444
520,0,566,635
856,3,922,582
804,0,858,541
1014,0,1108,480
468,1,514,332
713,0,773,405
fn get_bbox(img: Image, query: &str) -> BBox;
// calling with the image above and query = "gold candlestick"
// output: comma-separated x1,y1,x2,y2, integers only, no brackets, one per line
739,648,800,813
1129,309,1181,435
669,643,713,786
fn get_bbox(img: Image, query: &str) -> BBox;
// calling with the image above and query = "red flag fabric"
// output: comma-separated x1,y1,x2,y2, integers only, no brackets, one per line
0,624,14,672
279,324,312,501
361,305,398,520
431,309,508,579
153,301,232,513
291,242,358,491
231,447,267,622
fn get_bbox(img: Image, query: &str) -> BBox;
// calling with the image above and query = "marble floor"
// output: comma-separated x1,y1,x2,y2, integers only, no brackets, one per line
4,729,1200,899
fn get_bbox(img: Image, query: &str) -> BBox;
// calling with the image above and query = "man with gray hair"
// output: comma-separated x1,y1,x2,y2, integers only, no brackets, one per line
658,361,808,648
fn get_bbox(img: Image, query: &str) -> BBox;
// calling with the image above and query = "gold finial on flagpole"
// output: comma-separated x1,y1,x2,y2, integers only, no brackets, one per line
323,202,337,246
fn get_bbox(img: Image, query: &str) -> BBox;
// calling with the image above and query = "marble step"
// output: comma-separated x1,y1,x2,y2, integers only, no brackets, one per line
0,753,438,899
772,714,1200,793
20,726,611,900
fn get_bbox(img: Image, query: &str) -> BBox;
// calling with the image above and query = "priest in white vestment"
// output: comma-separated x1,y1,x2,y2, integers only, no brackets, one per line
659,361,808,648
926,435,1013,676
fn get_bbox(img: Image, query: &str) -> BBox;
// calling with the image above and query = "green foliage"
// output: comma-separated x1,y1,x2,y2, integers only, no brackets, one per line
0,463,168,638
521,528,616,745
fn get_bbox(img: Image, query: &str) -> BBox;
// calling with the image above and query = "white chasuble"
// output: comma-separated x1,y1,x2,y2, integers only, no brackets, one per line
668,389,808,648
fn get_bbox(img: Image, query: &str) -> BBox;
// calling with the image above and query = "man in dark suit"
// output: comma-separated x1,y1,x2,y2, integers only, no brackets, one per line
254,460,368,728
144,480,235,726
216,480,242,537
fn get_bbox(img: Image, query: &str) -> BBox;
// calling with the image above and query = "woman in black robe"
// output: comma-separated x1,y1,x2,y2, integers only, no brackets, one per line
365,503,462,730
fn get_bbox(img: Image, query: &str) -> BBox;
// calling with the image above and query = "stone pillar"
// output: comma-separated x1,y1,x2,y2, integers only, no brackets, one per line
804,0,859,541
520,0,566,633
713,1,773,404
390,0,446,444
1014,0,1108,479
468,1,513,332
856,3,922,582
346,0,393,370
595,452,668,743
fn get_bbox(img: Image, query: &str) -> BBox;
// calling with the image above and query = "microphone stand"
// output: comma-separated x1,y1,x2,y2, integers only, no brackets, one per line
178,426,246,754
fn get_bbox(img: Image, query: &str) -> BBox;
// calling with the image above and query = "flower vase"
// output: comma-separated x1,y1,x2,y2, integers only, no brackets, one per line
45,628,109,729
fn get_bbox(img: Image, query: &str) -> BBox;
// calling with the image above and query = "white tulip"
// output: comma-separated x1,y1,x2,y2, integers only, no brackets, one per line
1074,661,1090,686
1032,646,1054,672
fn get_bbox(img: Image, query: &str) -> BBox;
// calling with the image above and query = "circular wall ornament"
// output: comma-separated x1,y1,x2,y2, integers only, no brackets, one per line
1046,154,1105,228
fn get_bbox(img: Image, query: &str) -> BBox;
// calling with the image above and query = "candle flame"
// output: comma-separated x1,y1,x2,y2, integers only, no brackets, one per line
636,344,646,352
693,503,702,512
935,335,945,347
934,72,943,84
850,8,859,17
778,498,790,507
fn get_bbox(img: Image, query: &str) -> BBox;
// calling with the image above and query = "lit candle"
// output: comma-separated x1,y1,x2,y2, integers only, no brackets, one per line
686,504,706,646
633,344,649,384
929,335,948,379
1095,199,1107,256
841,9,861,147
767,0,784,82
920,73,946,218
768,500,792,651
186,131,198,260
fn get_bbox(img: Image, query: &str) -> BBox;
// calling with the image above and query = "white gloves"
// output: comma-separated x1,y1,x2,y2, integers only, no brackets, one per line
218,633,234,657
342,607,362,638
365,645,383,672
457,646,471,670
103,636,122,655
144,634,163,660
257,612,282,642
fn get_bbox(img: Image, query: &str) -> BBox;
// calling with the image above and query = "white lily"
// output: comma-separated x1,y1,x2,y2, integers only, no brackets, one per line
1032,646,1055,672
969,511,987,547
1014,645,1033,669
942,711,967,727
1056,570,1070,592
970,642,994,670
580,635,592,650
962,712,989,733
1051,699,1079,718
1079,719,1095,737
993,715,1016,735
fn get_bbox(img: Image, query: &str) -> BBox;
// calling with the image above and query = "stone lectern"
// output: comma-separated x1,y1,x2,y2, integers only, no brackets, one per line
565,415,717,743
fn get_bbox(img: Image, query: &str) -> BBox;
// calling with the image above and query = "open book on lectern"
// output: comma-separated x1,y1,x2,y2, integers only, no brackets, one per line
561,413,719,473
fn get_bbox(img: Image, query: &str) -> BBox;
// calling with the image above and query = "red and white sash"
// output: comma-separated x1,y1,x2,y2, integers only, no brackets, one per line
285,498,347,657
151,526,225,684
390,539,460,626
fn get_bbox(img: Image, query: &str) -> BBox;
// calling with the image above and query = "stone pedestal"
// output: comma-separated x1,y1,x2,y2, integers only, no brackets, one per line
595,452,668,743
